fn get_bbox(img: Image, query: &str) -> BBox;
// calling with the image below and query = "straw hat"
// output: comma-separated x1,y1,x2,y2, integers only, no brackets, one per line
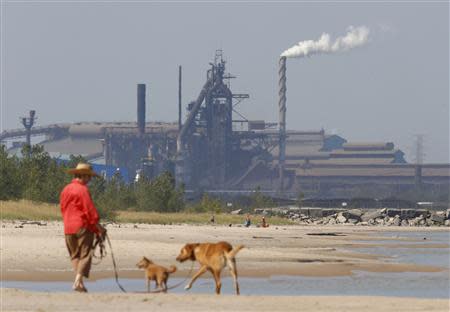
67,163,99,177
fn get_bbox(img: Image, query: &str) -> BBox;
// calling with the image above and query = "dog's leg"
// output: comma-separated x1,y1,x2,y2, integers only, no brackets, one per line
185,265,208,290
212,270,222,295
227,257,240,295
147,278,151,293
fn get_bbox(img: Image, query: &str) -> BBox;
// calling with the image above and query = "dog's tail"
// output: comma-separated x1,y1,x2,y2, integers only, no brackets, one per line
166,265,177,274
228,245,245,258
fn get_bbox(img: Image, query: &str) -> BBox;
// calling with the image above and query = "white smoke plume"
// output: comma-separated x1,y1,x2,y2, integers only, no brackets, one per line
281,25,370,58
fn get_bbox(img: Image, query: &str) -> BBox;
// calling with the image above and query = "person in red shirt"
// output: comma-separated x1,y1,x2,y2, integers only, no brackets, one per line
60,163,105,292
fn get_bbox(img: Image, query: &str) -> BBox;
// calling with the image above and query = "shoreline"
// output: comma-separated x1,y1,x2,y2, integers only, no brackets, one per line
1,221,448,281
2,222,449,311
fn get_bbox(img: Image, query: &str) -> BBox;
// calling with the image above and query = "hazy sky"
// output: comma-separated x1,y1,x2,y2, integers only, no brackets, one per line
1,1,449,163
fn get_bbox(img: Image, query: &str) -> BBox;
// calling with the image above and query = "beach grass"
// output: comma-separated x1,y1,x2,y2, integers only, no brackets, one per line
1,200,61,221
0,200,294,225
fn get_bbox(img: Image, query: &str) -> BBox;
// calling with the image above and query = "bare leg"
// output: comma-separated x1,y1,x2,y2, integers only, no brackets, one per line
71,259,79,272
185,265,208,290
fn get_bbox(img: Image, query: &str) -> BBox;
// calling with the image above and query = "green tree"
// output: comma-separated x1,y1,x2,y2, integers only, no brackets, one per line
0,145,22,200
135,172,184,212
187,193,223,213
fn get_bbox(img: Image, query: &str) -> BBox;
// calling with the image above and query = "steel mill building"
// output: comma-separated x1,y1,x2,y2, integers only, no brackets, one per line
2,51,449,198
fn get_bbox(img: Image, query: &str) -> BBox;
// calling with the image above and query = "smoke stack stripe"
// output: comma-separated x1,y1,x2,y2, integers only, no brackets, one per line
278,56,287,191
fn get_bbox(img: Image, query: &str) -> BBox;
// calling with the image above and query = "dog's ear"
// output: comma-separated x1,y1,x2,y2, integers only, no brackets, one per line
186,243,199,260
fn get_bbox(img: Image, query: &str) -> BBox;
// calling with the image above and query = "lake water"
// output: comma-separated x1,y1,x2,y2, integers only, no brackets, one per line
3,231,449,298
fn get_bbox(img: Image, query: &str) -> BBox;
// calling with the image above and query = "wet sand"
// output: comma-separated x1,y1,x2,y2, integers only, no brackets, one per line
1,221,449,311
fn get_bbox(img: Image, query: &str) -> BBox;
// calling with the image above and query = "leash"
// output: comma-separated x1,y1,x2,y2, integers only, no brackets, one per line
92,232,194,294
105,234,128,293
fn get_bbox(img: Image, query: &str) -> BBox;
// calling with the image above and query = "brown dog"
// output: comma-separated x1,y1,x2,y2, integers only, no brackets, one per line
136,257,177,293
176,241,244,295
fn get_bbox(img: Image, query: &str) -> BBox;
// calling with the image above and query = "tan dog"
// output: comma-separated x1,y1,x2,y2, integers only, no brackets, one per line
176,241,244,295
136,257,177,293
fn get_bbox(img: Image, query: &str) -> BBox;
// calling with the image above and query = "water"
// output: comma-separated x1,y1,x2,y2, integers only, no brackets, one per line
3,231,449,298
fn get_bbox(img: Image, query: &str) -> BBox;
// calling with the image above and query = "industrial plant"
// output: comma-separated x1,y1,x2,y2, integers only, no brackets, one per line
2,51,449,198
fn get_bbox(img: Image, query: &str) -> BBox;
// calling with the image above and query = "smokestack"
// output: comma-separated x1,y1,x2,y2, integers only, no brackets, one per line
137,84,146,136
278,56,287,191
178,66,182,130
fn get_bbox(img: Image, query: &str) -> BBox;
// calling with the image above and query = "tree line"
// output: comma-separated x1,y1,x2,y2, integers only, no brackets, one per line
0,145,275,220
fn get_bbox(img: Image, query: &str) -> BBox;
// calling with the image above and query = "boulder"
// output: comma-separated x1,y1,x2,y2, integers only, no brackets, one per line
230,209,243,215
392,216,401,226
348,218,359,225
401,219,409,227
445,220,450,227
430,213,445,224
336,214,347,224
361,209,387,222
342,209,363,220
446,209,450,220
300,208,323,218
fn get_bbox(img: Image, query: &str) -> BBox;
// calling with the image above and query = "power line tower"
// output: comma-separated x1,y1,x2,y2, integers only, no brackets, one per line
20,110,37,147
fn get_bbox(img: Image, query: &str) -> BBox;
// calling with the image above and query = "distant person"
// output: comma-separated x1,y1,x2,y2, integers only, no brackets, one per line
261,216,269,228
210,215,215,224
60,163,106,292
244,214,251,227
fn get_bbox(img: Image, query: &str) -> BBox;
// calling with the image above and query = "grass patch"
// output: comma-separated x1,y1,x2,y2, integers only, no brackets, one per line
0,200,294,225
1,200,61,221
117,211,293,225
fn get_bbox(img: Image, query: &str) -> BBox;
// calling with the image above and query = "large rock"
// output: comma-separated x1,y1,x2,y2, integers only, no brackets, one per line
342,209,363,221
430,213,445,224
361,209,386,222
392,215,401,226
446,209,450,220
336,213,347,224
300,208,323,218
401,219,409,227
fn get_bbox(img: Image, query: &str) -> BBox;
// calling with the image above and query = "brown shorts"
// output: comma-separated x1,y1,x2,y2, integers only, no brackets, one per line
65,228,95,278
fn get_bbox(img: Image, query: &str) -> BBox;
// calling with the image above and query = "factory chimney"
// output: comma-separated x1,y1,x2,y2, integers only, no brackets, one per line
278,56,287,191
137,84,146,136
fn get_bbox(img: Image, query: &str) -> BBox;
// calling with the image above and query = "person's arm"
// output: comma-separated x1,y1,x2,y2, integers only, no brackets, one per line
80,187,100,234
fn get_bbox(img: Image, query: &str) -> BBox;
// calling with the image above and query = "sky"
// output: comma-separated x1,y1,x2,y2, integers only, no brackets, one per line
1,1,449,163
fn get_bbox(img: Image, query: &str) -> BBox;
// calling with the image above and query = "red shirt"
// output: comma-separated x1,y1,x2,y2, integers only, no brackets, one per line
60,179,99,234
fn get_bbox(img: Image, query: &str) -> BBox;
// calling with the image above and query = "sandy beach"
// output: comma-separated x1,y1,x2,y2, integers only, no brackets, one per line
1,221,449,311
